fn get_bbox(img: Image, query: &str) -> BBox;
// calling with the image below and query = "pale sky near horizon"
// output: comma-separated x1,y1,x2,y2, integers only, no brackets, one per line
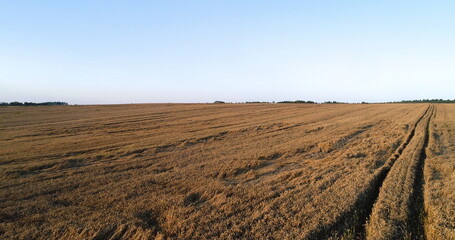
1,1,454,104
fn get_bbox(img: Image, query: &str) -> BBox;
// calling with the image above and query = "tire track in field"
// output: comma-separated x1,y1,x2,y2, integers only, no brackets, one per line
362,104,433,240
303,105,432,239
352,104,433,239
409,104,434,239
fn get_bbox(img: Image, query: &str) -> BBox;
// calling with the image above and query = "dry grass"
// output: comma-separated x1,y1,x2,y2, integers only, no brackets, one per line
365,105,433,239
0,103,449,239
424,104,455,239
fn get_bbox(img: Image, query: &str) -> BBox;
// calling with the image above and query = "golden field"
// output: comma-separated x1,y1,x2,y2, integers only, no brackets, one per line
0,103,453,239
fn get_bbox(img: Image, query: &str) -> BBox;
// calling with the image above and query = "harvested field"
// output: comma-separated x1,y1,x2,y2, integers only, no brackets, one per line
424,104,455,239
0,103,453,239
366,105,433,239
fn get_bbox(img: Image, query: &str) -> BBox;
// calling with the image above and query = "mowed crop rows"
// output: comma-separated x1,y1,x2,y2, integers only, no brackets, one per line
0,103,453,239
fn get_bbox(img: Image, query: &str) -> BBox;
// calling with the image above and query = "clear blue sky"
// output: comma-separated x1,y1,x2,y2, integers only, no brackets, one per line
1,1,454,104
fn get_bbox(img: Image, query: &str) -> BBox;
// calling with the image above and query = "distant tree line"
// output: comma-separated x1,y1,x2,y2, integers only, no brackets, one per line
392,99,455,103
213,101,273,104
213,100,317,104
212,99,455,105
278,100,316,104
245,101,273,104
0,101,68,106
322,101,347,104
379,99,455,104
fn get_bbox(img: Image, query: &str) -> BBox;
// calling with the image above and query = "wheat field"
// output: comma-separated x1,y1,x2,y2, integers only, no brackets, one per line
0,103,453,239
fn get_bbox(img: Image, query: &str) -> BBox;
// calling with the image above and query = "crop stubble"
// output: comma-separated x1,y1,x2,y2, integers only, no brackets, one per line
0,103,452,239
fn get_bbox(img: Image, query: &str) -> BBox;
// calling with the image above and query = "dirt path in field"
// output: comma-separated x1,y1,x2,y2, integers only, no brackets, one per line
361,104,434,239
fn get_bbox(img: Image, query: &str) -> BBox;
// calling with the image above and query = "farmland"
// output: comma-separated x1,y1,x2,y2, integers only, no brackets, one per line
0,103,453,239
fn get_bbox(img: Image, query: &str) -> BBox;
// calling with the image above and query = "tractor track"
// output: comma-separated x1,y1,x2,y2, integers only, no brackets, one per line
409,104,435,239
359,104,434,240
305,105,433,239
354,104,433,239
